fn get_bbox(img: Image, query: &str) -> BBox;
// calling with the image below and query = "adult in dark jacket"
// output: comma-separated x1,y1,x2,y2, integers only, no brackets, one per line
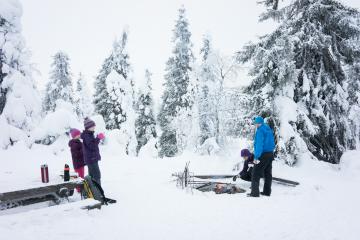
248,116,275,197
81,117,105,185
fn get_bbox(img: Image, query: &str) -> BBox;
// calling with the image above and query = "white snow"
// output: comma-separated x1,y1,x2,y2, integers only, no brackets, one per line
0,140,359,240
1,0,360,239
30,100,80,143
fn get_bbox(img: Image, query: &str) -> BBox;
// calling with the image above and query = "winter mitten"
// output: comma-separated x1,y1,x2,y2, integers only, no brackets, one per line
97,133,105,140
232,175,238,182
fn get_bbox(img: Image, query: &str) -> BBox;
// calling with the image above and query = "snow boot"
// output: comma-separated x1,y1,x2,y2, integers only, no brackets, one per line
260,192,270,196
247,193,259,197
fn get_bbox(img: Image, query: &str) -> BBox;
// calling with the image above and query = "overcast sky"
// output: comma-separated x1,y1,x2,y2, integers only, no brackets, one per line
20,0,360,98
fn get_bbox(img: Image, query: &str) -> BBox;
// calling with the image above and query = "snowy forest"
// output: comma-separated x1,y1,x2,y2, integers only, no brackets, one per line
1,0,360,239
1,0,360,165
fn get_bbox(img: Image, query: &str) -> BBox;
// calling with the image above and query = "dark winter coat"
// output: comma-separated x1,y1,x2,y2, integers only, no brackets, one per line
68,139,86,169
240,153,254,178
81,130,101,165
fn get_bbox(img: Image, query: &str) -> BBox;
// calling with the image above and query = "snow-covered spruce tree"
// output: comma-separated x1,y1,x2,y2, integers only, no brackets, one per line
93,55,112,125
237,0,360,164
74,73,94,119
197,36,217,145
43,51,74,113
94,30,134,129
0,0,41,148
347,61,360,147
135,70,157,155
94,30,136,154
106,69,136,155
158,7,195,157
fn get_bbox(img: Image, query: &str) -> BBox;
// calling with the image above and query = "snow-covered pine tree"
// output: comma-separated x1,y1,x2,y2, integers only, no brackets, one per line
135,70,157,155
158,7,195,157
262,0,280,9
93,55,112,125
94,30,136,154
94,30,135,130
237,0,360,164
74,73,94,119
0,0,41,148
197,36,217,145
347,60,360,147
43,51,74,113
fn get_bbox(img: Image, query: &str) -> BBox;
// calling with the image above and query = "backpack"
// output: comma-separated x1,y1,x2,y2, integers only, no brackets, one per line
82,175,116,205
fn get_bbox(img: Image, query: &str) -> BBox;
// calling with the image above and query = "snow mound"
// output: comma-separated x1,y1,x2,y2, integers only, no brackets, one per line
31,100,80,145
1,71,40,128
106,129,128,151
197,137,221,155
340,150,360,174
138,138,158,158
0,116,28,148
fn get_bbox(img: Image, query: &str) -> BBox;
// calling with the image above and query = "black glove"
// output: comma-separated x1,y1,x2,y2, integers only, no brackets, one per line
232,175,238,182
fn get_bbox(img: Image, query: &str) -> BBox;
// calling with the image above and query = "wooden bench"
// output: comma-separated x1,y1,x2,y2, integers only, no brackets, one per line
0,180,83,211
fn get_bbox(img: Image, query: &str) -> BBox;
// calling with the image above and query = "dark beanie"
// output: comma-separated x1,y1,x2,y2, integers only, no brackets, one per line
84,117,96,130
240,149,251,157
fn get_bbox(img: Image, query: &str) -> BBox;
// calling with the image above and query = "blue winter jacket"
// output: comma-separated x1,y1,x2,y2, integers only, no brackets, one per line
254,123,275,160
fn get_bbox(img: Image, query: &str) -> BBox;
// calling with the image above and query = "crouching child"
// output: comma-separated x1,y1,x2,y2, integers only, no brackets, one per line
233,149,255,182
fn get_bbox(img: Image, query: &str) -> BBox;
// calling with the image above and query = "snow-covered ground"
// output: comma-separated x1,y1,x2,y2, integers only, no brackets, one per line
0,140,359,240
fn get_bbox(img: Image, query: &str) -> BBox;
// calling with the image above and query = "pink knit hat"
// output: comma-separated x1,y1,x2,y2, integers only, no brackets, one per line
70,128,81,138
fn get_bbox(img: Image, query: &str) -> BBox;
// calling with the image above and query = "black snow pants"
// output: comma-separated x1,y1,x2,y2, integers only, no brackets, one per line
87,161,101,186
250,152,274,197
240,169,253,182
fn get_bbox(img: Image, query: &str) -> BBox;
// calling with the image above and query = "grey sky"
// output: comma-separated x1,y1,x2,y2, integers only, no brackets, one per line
20,0,360,97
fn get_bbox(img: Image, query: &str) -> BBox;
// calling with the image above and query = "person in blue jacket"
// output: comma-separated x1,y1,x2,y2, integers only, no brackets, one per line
248,116,275,197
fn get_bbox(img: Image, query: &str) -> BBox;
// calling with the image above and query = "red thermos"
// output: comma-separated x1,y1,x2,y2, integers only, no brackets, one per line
64,164,70,182
41,164,49,183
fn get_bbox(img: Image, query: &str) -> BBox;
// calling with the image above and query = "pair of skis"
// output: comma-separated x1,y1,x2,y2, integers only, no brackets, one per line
194,175,300,187
172,163,247,194
172,162,300,195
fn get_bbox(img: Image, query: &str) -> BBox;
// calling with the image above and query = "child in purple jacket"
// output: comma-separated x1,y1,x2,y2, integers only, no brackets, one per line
68,129,86,192
81,117,105,185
